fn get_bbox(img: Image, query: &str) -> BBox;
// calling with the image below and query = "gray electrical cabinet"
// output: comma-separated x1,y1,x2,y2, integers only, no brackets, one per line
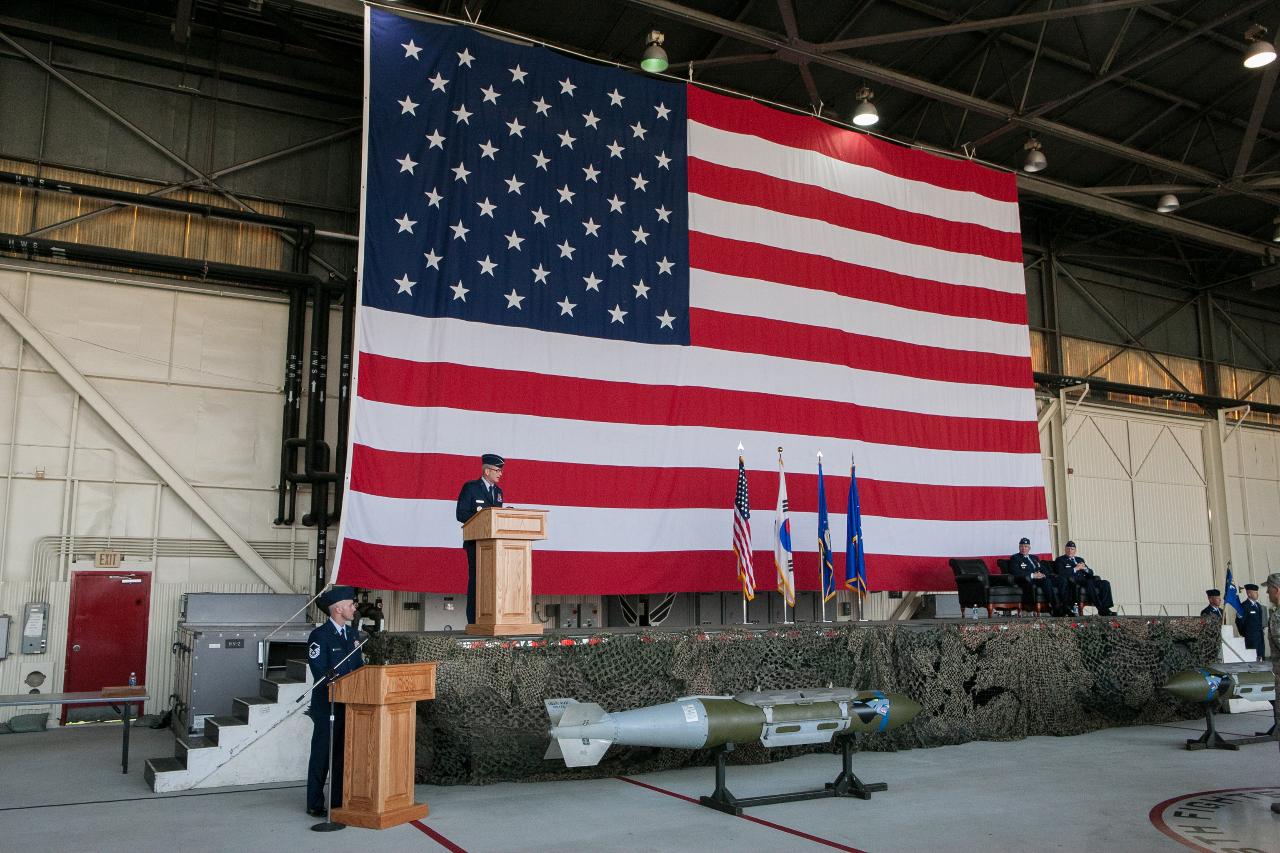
171,593,312,735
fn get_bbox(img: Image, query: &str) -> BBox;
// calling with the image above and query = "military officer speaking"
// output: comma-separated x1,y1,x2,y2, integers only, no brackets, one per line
305,586,364,818
455,453,505,626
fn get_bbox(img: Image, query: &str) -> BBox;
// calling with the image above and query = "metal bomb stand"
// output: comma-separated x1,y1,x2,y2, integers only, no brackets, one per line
171,593,311,735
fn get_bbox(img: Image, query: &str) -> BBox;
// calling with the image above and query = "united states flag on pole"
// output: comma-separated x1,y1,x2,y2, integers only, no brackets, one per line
333,8,1049,596
732,455,755,601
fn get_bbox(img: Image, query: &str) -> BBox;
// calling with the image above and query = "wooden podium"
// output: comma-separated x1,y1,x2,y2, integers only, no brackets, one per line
329,663,435,830
463,507,548,636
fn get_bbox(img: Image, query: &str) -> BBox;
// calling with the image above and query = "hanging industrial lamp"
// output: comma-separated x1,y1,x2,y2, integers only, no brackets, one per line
851,87,878,127
641,30,668,73
1244,24,1277,69
1022,138,1047,173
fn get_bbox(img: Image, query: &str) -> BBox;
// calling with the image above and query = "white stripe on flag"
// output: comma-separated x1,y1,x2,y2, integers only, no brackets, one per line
690,268,1032,357
351,402,1045,488
358,309,1039,421
689,194,1025,296
688,120,1022,233
342,492,1051,556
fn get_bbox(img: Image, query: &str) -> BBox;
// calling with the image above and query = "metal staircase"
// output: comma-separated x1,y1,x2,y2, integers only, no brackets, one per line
144,660,314,792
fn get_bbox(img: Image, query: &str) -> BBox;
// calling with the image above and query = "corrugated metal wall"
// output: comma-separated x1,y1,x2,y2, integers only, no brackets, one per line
0,580,68,724
1063,406,1213,614
1224,426,1280,587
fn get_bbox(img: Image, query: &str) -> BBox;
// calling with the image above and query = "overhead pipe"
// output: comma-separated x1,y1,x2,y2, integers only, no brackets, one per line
1035,372,1280,416
1,169,315,235
0,232,328,293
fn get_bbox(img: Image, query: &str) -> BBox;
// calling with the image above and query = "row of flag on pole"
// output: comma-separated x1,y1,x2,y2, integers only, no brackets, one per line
733,449,867,605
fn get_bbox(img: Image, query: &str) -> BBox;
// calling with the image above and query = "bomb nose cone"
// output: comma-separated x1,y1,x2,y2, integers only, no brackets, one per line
885,693,921,726
1162,670,1217,703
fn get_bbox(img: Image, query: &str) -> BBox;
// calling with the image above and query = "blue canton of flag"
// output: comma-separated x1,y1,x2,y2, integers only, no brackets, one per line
363,10,690,343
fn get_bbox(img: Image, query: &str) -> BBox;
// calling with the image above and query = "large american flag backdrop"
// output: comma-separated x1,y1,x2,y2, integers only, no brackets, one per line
332,8,1050,596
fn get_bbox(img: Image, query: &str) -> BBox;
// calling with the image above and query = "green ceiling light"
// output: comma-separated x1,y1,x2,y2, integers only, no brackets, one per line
641,30,668,73
1244,24,1276,69
851,87,878,127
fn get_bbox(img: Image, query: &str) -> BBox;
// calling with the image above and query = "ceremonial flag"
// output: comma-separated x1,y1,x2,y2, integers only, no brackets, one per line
733,454,756,601
333,9,1048,596
1223,565,1244,618
846,462,868,598
774,451,796,607
817,457,835,602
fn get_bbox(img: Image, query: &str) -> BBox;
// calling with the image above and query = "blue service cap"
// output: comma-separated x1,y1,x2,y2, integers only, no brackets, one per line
1205,588,1221,597
481,453,505,468
1019,537,1031,546
317,586,356,613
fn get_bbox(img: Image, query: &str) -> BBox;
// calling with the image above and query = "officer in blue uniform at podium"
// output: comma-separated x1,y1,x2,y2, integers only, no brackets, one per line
305,586,364,818
455,453,505,626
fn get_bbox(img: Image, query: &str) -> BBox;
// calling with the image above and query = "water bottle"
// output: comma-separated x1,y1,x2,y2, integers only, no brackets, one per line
128,671,137,687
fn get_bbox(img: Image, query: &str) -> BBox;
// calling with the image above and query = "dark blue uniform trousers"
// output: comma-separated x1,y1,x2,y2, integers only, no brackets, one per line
306,705,347,811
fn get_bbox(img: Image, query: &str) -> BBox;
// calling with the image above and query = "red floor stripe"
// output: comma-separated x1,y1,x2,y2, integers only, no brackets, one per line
410,819,468,853
616,775,870,853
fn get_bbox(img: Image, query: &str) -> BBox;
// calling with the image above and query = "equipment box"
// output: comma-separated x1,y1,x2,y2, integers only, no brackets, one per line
170,593,314,735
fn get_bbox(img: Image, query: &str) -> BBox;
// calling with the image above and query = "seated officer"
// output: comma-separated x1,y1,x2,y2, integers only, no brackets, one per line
306,586,364,818
1008,536,1067,615
1053,541,1115,616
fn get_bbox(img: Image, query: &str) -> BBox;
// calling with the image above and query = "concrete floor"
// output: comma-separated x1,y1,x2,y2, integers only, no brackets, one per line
1,712,1277,853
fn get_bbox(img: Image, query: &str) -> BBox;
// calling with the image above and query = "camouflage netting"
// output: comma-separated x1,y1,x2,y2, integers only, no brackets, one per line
365,618,1217,786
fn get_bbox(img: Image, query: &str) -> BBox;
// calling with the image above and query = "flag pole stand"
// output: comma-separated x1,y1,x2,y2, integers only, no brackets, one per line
742,596,748,625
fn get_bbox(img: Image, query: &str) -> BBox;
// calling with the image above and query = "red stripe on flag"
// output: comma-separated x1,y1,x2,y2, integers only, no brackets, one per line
690,308,1034,388
348,447,1048,521
687,86,1018,203
354,356,1041,455
338,539,984,595
689,232,1028,325
688,158,1022,263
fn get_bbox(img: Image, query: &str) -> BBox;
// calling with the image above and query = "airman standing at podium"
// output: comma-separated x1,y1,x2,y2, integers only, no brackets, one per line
306,586,364,817
456,453,504,625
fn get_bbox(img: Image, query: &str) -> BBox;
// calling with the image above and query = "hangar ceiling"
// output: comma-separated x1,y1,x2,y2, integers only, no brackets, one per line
2,0,1279,296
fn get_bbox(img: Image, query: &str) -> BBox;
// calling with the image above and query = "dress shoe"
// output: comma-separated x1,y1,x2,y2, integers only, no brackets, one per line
307,807,326,818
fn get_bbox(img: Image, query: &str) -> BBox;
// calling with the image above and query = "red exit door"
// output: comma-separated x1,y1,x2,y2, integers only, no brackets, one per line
64,571,151,723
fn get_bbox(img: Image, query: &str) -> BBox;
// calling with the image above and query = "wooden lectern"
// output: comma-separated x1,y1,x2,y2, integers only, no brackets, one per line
329,663,435,830
462,507,548,636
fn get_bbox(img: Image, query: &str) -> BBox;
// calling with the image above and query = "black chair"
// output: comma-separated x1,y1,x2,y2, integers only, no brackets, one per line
950,559,1021,617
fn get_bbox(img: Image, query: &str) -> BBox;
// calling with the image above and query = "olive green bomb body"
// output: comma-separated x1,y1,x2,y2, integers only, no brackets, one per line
1161,662,1277,704
545,688,921,768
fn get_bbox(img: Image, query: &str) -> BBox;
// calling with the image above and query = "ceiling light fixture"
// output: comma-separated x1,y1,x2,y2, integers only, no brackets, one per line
852,87,878,127
641,30,668,73
1022,138,1046,173
1272,216,1280,243
1156,193,1181,213
1243,24,1276,69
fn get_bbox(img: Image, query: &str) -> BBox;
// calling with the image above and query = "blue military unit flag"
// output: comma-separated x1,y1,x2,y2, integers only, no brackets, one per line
817,456,836,603
845,461,868,598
